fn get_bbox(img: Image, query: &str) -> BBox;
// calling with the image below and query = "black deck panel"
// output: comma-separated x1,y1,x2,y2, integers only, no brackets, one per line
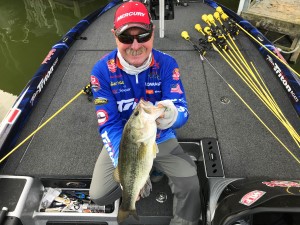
1,1,299,180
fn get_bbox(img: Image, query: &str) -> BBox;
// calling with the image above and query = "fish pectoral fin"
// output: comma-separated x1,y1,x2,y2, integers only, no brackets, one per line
153,143,159,157
113,166,120,183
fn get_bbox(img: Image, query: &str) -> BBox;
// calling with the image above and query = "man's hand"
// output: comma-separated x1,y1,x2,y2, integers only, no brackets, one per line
137,177,152,201
156,100,178,129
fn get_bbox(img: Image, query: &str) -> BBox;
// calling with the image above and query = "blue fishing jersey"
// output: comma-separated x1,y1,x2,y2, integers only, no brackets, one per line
91,48,189,167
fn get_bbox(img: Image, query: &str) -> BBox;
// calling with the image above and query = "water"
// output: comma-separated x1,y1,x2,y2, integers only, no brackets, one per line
0,0,299,96
0,0,107,96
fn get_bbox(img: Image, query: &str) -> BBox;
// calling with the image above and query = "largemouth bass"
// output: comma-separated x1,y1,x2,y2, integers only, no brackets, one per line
114,99,165,223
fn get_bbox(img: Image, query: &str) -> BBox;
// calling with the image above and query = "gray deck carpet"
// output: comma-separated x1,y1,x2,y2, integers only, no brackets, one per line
1,1,299,180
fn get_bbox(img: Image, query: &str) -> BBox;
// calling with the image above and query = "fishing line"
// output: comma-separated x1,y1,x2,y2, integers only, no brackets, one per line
181,31,300,164
0,85,91,164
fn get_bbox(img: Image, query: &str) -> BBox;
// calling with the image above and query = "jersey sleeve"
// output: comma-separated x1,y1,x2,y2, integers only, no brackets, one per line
91,60,123,167
160,57,189,129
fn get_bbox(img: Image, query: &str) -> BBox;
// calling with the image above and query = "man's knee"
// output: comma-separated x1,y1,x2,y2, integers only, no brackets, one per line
90,185,122,206
171,175,200,194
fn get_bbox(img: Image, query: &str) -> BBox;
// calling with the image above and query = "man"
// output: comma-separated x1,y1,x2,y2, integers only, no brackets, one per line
89,1,200,224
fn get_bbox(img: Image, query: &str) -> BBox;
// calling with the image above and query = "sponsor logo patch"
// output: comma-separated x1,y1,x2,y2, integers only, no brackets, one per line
172,68,180,80
116,12,145,22
111,80,125,86
94,97,108,105
91,75,100,92
101,131,117,167
117,98,138,112
153,61,160,69
107,59,117,73
110,74,122,79
97,109,108,125
240,190,266,206
112,88,131,94
170,84,183,94
146,89,154,94
145,82,161,87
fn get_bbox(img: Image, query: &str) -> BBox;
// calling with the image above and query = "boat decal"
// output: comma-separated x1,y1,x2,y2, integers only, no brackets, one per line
262,180,300,188
42,49,56,64
266,55,299,103
239,190,266,206
30,57,59,106
52,43,69,49
7,109,21,125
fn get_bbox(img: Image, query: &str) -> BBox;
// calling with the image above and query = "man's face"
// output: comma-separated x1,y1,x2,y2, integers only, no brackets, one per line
112,26,154,67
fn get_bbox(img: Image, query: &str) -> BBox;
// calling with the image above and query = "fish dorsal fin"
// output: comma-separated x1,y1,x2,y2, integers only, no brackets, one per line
113,166,120,183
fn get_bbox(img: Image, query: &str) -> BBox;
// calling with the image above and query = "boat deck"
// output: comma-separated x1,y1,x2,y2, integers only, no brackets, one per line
1,1,299,180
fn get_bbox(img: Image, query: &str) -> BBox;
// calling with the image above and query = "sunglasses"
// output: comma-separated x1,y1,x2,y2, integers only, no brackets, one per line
116,31,152,44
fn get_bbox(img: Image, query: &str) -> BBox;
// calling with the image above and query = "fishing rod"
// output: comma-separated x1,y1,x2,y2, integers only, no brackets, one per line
181,31,206,56
218,44,300,146
197,11,300,146
194,23,227,51
181,31,300,163
216,6,300,79
0,84,92,164
215,12,300,146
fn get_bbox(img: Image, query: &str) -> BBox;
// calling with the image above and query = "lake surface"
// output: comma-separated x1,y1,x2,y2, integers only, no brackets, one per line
0,0,107,96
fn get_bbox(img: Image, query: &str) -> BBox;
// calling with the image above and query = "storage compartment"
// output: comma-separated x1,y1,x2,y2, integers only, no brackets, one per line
38,188,115,213
33,187,119,225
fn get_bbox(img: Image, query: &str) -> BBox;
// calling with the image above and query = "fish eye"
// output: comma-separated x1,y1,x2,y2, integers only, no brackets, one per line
134,111,139,116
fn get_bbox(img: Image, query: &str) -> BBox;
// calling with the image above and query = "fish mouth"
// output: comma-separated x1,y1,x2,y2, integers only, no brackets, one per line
139,99,153,113
136,99,165,119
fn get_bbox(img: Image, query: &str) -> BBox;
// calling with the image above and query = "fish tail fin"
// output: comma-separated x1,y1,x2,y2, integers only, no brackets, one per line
131,209,139,221
117,209,130,223
117,209,139,223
